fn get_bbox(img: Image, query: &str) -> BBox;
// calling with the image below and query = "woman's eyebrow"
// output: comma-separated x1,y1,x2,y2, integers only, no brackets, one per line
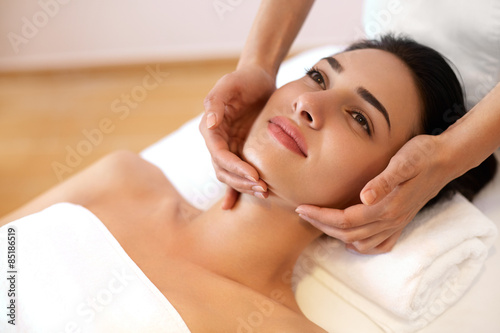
322,56,344,73
322,56,391,131
357,87,391,131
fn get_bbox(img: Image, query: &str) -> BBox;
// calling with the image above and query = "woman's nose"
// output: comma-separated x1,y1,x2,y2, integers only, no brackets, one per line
292,92,325,130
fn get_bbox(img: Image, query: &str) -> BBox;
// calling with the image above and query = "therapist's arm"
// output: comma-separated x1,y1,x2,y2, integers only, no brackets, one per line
200,0,315,209
434,82,500,177
236,0,315,78
297,82,500,254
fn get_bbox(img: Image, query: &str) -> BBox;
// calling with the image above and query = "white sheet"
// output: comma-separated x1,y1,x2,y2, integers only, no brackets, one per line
0,203,191,333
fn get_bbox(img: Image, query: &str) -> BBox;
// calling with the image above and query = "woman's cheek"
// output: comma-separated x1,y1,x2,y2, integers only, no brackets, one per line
302,155,372,208
301,172,351,208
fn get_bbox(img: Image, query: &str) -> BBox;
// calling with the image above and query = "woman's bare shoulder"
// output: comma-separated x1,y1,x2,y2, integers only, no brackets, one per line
75,150,201,222
92,150,174,194
0,150,201,225
98,150,202,219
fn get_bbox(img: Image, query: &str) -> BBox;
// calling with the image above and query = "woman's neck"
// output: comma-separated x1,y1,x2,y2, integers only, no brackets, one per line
180,193,322,308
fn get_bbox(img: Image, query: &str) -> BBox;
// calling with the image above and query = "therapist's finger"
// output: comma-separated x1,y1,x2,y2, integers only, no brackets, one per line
199,111,227,144
347,229,403,254
213,163,267,195
300,213,392,244
360,137,435,206
296,203,382,230
203,74,239,129
203,96,225,129
212,149,261,184
200,117,260,183
359,159,412,206
295,207,367,242
221,187,240,210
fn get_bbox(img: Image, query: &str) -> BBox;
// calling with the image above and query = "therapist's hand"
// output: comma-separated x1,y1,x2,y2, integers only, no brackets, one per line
200,64,275,209
296,135,453,254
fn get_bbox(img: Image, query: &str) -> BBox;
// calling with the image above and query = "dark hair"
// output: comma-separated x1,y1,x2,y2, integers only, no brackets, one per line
344,34,497,208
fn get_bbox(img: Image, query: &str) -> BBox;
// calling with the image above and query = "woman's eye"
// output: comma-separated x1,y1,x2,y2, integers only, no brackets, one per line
350,111,372,136
306,68,326,89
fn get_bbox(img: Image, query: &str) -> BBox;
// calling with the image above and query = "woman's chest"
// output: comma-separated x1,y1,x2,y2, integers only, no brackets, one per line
99,217,291,331
90,205,314,332
129,248,313,333
84,185,320,332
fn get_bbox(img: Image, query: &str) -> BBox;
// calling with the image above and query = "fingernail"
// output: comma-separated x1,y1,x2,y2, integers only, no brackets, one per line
254,191,266,199
295,207,305,215
298,213,314,224
361,189,376,205
252,185,265,192
206,113,217,129
245,175,258,183
346,247,359,254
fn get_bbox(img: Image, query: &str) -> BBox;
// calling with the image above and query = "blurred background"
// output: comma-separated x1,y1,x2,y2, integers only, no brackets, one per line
0,0,362,217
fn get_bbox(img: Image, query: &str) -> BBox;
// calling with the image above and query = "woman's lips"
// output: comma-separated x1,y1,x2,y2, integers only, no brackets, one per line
268,116,308,157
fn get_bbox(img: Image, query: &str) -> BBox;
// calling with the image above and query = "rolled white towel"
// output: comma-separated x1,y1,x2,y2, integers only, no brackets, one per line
296,193,498,332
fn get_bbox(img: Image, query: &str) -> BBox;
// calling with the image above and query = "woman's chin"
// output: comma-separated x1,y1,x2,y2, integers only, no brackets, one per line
240,148,293,206
241,147,269,181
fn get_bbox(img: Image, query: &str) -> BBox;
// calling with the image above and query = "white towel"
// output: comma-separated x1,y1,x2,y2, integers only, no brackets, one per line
296,193,498,333
0,203,191,333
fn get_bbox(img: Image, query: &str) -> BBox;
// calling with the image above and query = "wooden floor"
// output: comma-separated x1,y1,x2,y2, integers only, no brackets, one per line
0,59,238,218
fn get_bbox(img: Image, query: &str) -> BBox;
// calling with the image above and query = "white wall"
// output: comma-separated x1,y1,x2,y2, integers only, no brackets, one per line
0,0,363,71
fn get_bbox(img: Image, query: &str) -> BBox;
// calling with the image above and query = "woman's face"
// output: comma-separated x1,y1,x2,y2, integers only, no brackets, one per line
242,48,423,209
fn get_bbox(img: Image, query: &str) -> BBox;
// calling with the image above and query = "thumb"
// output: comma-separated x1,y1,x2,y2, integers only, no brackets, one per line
360,155,418,205
203,96,226,129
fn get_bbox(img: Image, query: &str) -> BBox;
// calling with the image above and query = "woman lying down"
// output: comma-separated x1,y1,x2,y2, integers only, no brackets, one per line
0,35,496,332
